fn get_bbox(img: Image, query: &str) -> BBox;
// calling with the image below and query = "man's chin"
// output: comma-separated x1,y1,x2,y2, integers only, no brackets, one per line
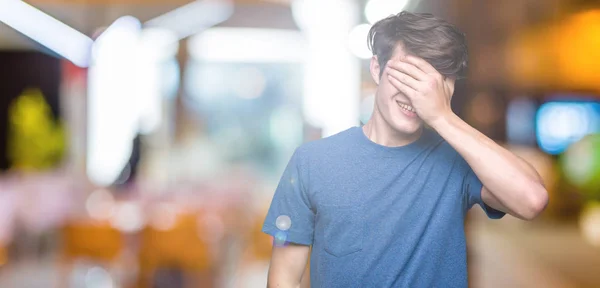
392,117,422,130
391,124,422,136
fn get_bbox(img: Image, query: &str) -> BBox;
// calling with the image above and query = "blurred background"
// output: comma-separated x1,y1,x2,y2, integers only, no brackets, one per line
0,0,599,287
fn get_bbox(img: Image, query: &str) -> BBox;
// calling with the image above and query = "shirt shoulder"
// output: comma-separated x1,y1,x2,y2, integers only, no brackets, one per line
296,126,357,158
292,127,358,192
423,128,461,158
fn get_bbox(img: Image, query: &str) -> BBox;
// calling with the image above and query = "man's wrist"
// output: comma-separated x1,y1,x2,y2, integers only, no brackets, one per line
428,110,458,132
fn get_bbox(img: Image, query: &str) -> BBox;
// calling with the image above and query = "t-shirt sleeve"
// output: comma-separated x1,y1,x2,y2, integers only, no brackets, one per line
458,156,505,219
262,147,315,245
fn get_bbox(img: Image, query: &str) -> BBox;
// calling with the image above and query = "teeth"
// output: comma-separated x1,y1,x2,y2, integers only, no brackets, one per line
396,101,415,112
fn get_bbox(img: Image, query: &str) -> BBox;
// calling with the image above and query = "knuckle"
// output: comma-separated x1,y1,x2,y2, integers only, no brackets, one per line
422,86,432,95
427,79,437,88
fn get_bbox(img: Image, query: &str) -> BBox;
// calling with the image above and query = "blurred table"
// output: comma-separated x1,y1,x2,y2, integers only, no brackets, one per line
468,210,600,288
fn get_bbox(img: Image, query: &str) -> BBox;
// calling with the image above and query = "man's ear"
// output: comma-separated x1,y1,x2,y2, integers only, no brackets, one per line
370,56,381,85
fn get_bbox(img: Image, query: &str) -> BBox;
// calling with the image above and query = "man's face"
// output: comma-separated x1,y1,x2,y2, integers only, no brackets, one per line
371,45,424,136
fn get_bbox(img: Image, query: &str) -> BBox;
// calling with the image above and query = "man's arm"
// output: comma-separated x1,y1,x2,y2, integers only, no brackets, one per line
267,243,310,288
262,147,314,286
430,112,548,220
386,56,548,220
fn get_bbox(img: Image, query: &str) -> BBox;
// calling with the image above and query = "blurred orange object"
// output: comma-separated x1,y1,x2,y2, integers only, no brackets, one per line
248,213,272,262
137,211,214,287
59,220,124,287
506,9,600,92
0,244,7,267
61,220,123,262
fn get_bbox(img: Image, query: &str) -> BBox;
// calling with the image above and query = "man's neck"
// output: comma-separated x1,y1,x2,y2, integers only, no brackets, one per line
363,111,422,148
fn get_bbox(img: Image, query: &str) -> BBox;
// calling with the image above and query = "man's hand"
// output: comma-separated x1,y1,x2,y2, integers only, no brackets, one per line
386,55,455,127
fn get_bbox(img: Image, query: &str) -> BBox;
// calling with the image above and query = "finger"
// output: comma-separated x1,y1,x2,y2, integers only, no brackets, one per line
387,60,427,81
404,55,438,74
386,67,421,90
387,75,416,98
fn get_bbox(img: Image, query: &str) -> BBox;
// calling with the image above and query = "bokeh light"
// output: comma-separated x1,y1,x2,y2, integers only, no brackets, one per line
232,67,267,99
274,231,287,247
365,0,412,24
348,24,373,59
275,215,292,231
562,134,600,197
85,189,116,221
536,102,600,155
269,107,303,152
110,202,144,233
85,266,114,288
149,203,179,231
580,202,600,247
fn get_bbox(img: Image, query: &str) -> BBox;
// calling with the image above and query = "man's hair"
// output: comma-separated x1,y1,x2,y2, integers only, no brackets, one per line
367,11,468,79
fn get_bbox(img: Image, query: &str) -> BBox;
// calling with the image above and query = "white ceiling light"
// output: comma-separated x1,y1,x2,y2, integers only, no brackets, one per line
188,28,306,63
365,0,411,24
87,16,142,187
348,24,373,59
92,16,142,62
138,28,179,62
292,0,361,137
0,0,93,67
145,0,234,40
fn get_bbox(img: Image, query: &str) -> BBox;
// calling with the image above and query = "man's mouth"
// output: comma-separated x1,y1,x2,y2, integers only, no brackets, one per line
396,101,415,113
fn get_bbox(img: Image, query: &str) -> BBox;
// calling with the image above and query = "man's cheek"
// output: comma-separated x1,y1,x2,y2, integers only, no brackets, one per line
382,82,397,97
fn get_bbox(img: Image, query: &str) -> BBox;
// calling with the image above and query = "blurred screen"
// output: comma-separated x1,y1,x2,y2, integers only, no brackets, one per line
536,96,600,155
506,97,538,146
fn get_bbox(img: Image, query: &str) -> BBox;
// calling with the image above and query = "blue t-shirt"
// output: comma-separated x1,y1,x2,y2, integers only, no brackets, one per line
262,126,504,288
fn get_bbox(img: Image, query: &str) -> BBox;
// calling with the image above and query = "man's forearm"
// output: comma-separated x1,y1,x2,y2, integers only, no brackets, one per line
267,281,300,288
267,267,303,288
430,112,548,219
267,244,310,288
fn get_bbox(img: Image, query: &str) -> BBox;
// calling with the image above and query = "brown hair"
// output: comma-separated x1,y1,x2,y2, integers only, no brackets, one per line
367,11,468,79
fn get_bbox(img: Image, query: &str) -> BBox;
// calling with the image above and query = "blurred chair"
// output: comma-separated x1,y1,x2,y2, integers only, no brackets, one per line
60,220,124,286
62,221,123,262
137,211,214,288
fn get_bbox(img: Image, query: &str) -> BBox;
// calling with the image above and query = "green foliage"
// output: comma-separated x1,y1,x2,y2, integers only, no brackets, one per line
7,88,66,171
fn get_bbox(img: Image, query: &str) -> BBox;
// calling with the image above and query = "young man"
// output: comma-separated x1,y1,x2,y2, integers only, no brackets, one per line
262,12,548,288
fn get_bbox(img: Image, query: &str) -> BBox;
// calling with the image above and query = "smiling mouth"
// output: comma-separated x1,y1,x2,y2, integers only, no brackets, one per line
396,101,415,113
